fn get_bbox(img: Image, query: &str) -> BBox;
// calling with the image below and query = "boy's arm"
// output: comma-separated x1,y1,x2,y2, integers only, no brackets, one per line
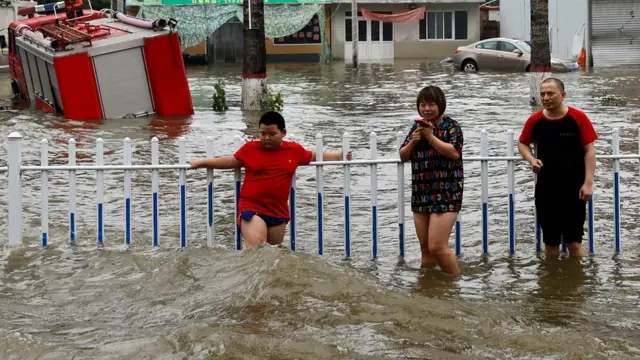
311,151,351,161
189,155,243,169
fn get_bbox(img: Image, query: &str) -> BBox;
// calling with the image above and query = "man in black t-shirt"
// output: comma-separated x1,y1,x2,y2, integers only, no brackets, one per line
518,78,598,258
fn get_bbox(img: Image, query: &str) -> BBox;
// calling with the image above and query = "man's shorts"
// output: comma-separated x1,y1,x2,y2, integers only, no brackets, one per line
535,197,586,247
238,210,289,228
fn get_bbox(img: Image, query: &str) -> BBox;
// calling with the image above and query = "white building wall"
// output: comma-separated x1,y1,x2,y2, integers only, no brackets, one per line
499,0,587,61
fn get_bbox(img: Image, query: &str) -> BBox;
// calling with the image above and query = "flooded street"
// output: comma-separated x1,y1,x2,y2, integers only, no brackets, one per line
0,59,639,359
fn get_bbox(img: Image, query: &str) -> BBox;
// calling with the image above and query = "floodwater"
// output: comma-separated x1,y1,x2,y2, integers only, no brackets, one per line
0,60,639,359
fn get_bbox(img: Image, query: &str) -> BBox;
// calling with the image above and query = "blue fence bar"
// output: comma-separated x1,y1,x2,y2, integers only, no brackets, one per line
370,132,378,260
124,138,132,246
3,128,638,259
41,139,48,247
96,138,104,246
396,131,406,259
480,130,489,255
151,137,160,247
315,134,325,256
207,137,215,247
613,128,621,253
343,132,351,259
506,130,516,255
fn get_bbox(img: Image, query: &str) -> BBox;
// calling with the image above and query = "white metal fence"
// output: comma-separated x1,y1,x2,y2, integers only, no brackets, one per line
2,127,637,257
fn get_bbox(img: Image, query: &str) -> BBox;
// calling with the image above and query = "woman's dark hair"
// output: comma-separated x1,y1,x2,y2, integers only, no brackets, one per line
260,111,286,130
416,85,446,117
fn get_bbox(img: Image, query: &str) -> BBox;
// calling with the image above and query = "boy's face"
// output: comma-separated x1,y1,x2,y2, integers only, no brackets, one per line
259,123,286,149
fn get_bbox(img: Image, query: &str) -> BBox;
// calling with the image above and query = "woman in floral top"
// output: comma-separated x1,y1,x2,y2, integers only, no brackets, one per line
399,85,464,276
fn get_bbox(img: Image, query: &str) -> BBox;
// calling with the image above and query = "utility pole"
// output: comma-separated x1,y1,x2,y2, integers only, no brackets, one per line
242,0,267,110
351,0,358,68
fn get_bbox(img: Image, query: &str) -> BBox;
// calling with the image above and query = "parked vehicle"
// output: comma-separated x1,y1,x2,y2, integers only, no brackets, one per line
452,37,579,73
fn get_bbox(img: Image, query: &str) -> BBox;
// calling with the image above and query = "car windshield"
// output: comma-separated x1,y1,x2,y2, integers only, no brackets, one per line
515,40,531,53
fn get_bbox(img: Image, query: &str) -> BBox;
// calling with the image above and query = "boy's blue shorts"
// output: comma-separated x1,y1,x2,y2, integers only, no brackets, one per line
238,210,288,228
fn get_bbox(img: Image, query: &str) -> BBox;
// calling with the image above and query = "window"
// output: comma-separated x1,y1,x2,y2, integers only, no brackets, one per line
475,40,498,50
345,11,393,42
499,41,519,52
419,10,468,40
274,14,322,45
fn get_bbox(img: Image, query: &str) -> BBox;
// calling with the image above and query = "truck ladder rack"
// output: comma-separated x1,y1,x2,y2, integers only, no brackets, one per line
39,22,92,49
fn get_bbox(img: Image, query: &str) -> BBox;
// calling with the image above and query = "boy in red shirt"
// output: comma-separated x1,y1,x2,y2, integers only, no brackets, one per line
190,111,352,249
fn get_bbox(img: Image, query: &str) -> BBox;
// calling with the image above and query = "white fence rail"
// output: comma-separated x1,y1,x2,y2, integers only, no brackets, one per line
2,127,638,257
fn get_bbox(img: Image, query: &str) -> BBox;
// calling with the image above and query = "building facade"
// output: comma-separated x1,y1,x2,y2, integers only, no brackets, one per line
330,0,484,62
500,0,640,68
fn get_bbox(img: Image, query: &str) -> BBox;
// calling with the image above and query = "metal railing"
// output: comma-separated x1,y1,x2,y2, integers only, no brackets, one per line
2,127,637,257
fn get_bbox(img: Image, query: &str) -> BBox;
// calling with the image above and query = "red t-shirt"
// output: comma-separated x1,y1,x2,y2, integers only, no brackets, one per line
233,140,313,219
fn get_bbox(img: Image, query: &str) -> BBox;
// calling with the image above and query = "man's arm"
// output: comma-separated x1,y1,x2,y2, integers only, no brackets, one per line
584,142,596,184
189,155,243,169
518,141,536,163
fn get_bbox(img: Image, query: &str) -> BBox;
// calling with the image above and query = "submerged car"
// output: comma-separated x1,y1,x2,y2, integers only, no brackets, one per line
452,37,579,73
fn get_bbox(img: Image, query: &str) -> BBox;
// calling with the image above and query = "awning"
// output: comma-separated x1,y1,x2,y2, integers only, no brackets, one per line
361,7,425,22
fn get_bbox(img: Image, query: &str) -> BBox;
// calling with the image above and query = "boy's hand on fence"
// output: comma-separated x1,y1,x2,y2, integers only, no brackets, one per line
529,159,543,173
342,151,353,161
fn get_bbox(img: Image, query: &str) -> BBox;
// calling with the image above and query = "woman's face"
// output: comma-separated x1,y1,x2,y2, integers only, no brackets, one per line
418,101,439,122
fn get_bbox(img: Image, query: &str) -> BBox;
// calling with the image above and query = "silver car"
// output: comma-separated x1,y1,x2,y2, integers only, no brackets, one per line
452,37,579,73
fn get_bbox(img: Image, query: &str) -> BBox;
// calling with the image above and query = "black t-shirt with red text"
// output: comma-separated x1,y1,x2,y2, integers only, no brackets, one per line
519,107,598,199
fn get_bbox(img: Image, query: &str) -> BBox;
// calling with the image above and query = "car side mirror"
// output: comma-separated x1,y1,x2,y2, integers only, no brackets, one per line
513,49,523,57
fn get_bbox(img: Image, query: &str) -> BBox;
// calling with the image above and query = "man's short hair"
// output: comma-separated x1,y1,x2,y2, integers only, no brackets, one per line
259,111,286,131
416,85,447,116
542,77,565,92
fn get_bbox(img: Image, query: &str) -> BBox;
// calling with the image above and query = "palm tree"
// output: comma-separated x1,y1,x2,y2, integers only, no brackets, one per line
242,0,267,110
529,0,551,106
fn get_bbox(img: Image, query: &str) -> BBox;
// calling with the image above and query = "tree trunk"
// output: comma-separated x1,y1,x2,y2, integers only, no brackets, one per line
529,0,551,106
242,0,267,111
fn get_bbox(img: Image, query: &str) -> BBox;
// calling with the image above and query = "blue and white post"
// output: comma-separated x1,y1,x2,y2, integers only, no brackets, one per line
396,131,405,259
233,135,244,251
206,136,215,247
533,144,541,253
289,134,297,252
41,139,49,247
96,138,104,246
480,129,489,255
178,137,187,248
315,133,325,256
123,138,132,246
613,127,621,254
69,138,77,245
7,132,22,247
506,130,516,254
370,132,378,260
151,137,160,247
343,132,351,259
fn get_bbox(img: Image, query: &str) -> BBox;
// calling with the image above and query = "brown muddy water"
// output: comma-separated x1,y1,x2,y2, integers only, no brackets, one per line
0,60,638,359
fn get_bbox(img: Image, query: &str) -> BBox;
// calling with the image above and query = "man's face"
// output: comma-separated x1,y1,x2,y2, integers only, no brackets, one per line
259,123,285,149
540,82,565,110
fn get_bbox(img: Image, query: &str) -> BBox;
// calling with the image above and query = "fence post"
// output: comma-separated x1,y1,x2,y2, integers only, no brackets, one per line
206,136,215,247
8,132,22,248
289,134,297,252
480,129,489,255
369,132,378,260
612,127,620,254
178,137,187,248
233,135,243,251
396,131,405,259
343,131,351,259
124,138,132,246
315,133,324,256
41,138,49,248
506,130,515,254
